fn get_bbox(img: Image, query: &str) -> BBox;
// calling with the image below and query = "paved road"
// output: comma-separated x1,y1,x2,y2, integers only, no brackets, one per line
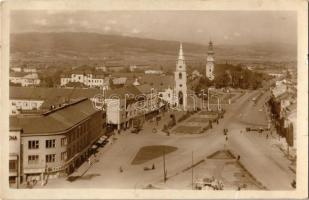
42,90,294,190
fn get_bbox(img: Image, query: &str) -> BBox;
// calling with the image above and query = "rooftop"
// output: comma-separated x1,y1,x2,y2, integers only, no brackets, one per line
138,74,174,92
136,84,154,94
10,99,101,135
105,85,142,99
10,86,101,109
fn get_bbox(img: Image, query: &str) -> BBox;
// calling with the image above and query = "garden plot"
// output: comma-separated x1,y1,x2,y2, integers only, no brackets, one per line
172,125,202,135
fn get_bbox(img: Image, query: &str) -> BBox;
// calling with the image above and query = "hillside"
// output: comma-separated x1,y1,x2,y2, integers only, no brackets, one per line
10,32,297,69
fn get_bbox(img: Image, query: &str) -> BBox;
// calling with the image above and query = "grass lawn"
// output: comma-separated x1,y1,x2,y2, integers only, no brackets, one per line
131,145,178,165
187,117,210,123
199,111,219,115
173,125,201,134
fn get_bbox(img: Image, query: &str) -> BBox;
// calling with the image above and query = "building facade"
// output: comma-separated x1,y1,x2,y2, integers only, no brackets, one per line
10,72,41,87
105,86,144,130
60,72,108,89
9,128,22,188
9,99,105,186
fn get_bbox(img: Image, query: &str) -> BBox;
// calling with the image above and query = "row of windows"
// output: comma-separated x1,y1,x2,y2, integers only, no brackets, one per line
27,123,89,150
28,138,67,149
67,135,88,158
67,124,88,143
27,152,67,164
11,101,38,107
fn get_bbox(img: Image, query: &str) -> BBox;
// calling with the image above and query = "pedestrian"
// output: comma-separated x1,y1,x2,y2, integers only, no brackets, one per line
237,155,240,161
152,163,155,170
225,136,228,141
119,166,123,173
266,134,269,139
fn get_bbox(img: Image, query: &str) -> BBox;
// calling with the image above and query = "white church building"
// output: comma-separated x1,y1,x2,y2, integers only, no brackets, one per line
206,40,215,80
159,43,188,111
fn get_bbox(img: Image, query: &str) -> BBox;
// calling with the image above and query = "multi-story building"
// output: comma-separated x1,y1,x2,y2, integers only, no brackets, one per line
136,84,163,118
11,67,37,73
129,64,150,72
144,70,163,75
60,71,108,89
105,86,143,130
9,99,105,187
9,72,41,87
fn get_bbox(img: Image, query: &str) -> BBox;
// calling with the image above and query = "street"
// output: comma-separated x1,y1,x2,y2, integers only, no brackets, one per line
41,90,295,190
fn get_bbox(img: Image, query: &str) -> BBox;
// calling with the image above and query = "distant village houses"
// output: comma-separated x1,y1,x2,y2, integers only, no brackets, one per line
9,71,41,87
60,70,109,90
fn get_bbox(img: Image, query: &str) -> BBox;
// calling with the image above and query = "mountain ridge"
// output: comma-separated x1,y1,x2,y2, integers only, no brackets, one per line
10,32,297,67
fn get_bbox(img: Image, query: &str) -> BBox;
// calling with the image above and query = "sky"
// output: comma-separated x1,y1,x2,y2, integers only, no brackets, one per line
10,10,297,46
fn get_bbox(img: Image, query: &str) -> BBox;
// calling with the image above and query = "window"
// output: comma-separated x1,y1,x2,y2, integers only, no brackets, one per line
31,102,37,107
61,152,67,161
28,140,39,149
28,155,39,164
72,131,76,141
9,160,17,171
46,139,56,148
46,154,56,163
68,148,71,158
61,137,67,147
179,72,182,79
179,84,183,87
68,134,71,143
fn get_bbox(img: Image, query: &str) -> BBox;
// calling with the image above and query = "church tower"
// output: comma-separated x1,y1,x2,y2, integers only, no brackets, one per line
206,40,215,80
175,43,188,111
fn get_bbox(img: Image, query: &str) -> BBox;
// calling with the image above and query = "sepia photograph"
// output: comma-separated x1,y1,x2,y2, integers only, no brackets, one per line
1,0,308,199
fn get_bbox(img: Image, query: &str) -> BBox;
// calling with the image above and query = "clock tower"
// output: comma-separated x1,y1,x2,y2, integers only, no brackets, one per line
206,40,215,80
175,43,188,111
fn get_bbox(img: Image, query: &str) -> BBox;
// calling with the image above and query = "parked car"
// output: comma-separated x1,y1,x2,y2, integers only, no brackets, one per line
246,127,269,132
131,127,142,134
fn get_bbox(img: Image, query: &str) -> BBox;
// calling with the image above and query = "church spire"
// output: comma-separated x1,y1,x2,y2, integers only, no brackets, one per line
208,40,214,54
178,43,184,60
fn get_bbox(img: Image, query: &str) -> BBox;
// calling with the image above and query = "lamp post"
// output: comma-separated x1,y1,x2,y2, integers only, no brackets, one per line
207,88,211,111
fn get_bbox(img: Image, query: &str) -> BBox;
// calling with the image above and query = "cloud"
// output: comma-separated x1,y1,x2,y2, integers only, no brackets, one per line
104,25,112,32
233,32,240,37
131,28,141,34
80,20,89,27
68,18,75,25
197,29,204,33
33,19,47,26
107,19,117,25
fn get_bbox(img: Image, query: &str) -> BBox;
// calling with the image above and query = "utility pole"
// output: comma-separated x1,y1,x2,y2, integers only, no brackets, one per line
163,149,166,183
208,88,210,111
191,151,194,190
